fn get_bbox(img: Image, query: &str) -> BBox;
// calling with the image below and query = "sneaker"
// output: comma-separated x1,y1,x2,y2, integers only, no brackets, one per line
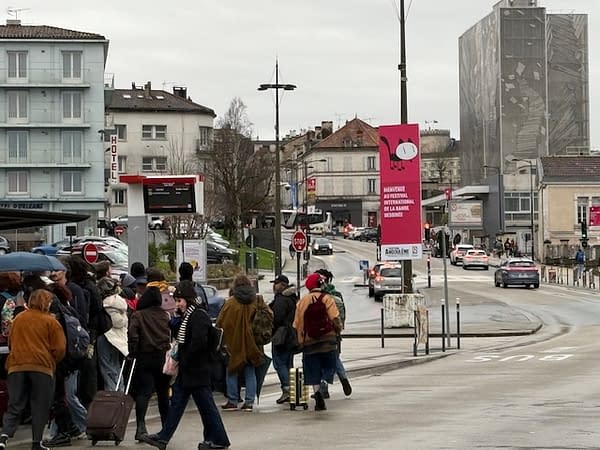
240,403,253,412
221,401,238,411
198,442,229,449
32,441,50,450
276,391,290,404
0,434,7,449
42,433,71,447
319,381,330,399
67,428,86,440
140,433,168,450
341,377,352,396
314,391,327,411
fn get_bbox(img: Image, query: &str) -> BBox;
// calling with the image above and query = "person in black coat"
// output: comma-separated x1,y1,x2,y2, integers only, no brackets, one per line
268,274,297,404
141,280,230,450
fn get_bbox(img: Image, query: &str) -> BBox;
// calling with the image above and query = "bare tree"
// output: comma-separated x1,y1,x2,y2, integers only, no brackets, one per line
199,97,275,243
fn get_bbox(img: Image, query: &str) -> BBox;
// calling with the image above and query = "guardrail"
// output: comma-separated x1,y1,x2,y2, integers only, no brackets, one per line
540,264,598,289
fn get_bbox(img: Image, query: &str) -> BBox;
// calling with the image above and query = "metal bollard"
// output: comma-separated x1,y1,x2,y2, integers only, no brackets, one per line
441,299,446,352
456,298,461,350
427,256,431,288
380,307,385,349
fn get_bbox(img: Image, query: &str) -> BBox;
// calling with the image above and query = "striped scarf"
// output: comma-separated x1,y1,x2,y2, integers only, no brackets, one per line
177,303,197,344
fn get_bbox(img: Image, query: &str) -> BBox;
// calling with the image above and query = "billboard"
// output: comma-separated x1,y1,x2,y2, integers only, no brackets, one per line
448,201,483,227
378,123,422,260
590,206,600,227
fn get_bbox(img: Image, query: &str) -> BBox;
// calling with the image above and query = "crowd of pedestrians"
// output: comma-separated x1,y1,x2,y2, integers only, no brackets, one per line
0,251,351,450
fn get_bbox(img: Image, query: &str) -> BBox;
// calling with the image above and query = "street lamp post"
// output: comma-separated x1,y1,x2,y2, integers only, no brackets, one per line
511,158,535,261
258,60,296,276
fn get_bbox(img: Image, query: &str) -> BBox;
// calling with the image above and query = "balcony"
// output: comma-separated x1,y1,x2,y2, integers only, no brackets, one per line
0,68,92,87
0,109,92,128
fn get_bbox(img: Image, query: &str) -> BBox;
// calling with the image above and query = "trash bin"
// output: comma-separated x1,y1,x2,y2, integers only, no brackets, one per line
245,251,258,271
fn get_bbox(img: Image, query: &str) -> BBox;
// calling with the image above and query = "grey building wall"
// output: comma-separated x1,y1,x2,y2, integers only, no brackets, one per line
459,3,589,184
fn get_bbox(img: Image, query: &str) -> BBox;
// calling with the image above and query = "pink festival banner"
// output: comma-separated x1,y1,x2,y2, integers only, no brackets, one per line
378,123,422,260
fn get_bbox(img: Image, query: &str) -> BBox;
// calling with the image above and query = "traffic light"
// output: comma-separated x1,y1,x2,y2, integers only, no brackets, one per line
424,222,431,241
580,221,588,240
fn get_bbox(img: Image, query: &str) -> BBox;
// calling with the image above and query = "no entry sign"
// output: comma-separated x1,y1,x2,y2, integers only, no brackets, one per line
292,230,307,252
83,243,99,264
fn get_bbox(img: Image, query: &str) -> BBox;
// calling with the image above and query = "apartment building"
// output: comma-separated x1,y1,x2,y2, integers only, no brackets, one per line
0,19,108,241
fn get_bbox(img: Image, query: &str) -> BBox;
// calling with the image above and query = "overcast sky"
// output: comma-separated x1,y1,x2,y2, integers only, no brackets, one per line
13,0,599,145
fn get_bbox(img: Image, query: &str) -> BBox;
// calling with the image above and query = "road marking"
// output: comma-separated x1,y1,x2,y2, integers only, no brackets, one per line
540,346,577,353
466,350,576,363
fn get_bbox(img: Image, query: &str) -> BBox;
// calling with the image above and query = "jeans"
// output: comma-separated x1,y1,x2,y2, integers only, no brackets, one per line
2,371,54,443
226,363,256,405
155,377,229,447
335,352,347,380
272,346,293,390
50,371,87,437
96,335,121,391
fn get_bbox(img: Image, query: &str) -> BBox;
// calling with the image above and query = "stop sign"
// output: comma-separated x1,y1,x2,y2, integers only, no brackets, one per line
114,225,125,236
82,243,99,264
292,230,307,252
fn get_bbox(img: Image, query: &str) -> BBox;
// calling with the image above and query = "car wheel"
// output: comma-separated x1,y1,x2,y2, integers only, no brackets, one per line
495,279,500,287
534,283,539,289
0,249,6,255
462,265,468,270
502,282,508,288
485,266,489,271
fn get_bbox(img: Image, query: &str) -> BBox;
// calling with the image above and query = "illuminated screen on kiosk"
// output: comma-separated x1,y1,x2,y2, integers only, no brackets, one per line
143,181,197,214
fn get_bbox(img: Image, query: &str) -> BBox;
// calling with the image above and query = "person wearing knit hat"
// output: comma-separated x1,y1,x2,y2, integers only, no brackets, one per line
293,272,342,411
142,279,230,450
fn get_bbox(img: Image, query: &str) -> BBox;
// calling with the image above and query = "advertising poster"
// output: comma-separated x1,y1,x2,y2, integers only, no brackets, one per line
448,201,483,227
378,123,422,260
175,239,207,283
590,206,600,227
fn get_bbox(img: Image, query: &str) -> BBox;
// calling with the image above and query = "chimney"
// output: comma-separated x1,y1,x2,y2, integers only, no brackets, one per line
131,82,136,89
144,81,152,98
321,121,333,139
6,19,21,26
173,86,187,98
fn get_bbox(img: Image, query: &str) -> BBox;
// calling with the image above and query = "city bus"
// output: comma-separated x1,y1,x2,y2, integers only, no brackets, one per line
283,210,333,234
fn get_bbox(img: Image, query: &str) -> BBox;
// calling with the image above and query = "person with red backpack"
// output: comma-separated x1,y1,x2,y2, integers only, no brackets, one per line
293,272,342,411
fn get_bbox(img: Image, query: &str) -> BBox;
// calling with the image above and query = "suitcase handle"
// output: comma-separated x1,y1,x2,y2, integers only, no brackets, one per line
115,358,136,394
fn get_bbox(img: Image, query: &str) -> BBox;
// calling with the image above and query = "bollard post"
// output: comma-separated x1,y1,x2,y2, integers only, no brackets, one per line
456,298,461,350
380,307,385,349
427,256,431,288
413,310,417,356
441,299,446,352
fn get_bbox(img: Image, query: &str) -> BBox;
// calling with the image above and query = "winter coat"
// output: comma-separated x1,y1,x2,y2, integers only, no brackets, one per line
128,287,170,356
103,293,129,357
216,285,264,374
179,308,213,389
269,286,297,330
293,288,342,354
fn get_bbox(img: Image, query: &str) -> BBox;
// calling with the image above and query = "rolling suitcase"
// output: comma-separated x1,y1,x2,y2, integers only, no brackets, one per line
86,359,136,446
289,367,309,410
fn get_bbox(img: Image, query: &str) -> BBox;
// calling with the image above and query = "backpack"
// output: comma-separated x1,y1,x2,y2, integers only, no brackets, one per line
198,309,229,365
303,293,334,339
59,305,91,360
0,292,17,345
252,295,274,346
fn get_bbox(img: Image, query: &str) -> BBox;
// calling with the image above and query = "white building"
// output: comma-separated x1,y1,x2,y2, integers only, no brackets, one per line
0,19,108,242
104,82,216,217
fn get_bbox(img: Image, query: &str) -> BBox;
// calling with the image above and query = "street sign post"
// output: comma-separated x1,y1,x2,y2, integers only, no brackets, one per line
292,230,307,295
82,243,99,264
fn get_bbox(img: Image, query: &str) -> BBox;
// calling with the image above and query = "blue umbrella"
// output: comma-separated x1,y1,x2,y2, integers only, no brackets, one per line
0,252,66,273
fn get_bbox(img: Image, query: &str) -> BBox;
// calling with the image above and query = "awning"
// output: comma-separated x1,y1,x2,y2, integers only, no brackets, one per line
0,208,90,231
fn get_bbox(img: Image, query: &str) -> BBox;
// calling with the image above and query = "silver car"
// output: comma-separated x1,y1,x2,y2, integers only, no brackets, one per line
373,265,403,302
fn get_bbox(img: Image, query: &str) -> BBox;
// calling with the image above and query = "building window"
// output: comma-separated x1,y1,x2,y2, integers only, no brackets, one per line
577,197,589,225
118,156,127,173
62,51,82,79
198,126,212,146
7,131,28,162
142,156,167,172
367,178,377,194
504,191,537,222
62,171,83,193
343,179,353,196
113,189,126,205
367,156,376,171
115,124,127,141
7,171,28,194
7,91,28,122
62,92,82,120
142,125,167,140
62,131,83,162
8,51,27,80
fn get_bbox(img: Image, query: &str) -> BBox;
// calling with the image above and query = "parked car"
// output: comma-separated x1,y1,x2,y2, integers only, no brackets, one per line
0,236,11,255
66,242,129,277
358,227,378,242
57,235,128,256
372,265,403,302
110,215,129,228
462,249,489,270
494,257,539,289
311,237,333,255
450,244,474,265
207,241,238,264
148,216,166,230
201,284,226,320
31,239,72,256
